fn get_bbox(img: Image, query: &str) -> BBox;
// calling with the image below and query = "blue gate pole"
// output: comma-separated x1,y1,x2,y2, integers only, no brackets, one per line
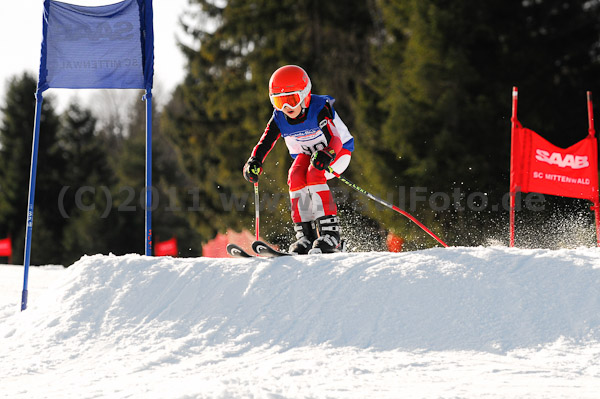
21,92,44,311
144,89,152,256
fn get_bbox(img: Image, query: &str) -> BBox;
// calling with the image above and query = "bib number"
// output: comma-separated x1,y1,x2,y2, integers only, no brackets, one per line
300,141,326,155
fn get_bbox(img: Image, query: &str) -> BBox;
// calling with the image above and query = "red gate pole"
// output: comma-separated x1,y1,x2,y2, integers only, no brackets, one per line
509,87,519,247
586,91,600,246
8,234,12,264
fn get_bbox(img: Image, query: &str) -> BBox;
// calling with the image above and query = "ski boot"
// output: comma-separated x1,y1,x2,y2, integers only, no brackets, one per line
309,216,342,254
288,221,317,255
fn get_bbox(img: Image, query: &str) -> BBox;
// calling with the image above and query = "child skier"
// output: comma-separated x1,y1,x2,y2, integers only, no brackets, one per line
243,65,354,254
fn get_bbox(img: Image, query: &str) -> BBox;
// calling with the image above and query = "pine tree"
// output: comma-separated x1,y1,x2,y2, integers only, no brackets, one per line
108,95,202,256
352,0,600,247
0,73,64,264
56,102,123,265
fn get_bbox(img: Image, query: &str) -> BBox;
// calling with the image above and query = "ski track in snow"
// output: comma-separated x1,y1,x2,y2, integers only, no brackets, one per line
1,246,600,398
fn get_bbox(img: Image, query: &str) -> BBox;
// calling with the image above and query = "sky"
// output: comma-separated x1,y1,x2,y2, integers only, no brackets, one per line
0,0,193,110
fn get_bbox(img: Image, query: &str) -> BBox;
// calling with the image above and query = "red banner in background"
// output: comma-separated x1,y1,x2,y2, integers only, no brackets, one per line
511,121,599,201
155,237,178,257
203,229,263,258
202,233,230,258
386,232,404,252
0,237,12,258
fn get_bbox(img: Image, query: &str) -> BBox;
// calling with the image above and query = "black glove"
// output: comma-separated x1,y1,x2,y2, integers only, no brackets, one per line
311,148,336,171
243,157,263,183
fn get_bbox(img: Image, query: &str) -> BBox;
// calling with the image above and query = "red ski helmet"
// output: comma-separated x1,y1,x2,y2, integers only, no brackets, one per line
269,65,312,110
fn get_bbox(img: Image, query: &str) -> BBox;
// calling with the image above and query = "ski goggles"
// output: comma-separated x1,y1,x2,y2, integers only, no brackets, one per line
269,82,311,110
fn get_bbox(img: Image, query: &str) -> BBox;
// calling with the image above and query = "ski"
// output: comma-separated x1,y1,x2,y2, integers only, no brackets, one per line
252,240,292,257
226,243,254,258
251,239,348,257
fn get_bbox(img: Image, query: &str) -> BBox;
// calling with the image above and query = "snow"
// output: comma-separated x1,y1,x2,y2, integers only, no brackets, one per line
1,247,600,398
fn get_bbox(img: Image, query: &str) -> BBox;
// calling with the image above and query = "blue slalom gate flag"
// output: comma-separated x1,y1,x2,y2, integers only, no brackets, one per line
22,0,154,311
38,0,153,92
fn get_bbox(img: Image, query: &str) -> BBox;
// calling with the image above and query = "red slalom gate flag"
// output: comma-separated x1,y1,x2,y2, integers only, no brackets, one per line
509,87,600,247
510,121,598,200
0,237,11,258
155,237,178,257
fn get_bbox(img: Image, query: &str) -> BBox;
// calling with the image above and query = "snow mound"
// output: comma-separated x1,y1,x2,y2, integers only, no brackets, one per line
4,246,600,355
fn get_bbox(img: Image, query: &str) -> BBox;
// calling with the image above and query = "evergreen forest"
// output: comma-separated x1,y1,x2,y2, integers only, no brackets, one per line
2,0,600,265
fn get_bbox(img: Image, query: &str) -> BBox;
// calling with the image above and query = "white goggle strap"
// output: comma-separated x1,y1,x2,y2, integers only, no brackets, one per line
299,80,311,108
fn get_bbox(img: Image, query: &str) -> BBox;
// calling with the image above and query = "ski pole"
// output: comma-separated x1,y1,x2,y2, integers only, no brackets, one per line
254,182,260,241
327,167,448,247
